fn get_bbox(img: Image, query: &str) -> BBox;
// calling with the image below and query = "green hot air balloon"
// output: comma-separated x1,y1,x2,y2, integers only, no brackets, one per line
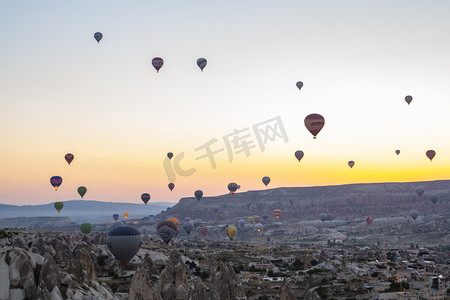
77,186,87,199
80,223,93,234
54,202,64,213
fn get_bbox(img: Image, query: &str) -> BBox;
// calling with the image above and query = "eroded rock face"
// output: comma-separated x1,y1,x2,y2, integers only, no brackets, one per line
209,258,246,300
279,279,296,300
48,237,74,267
68,245,98,284
129,267,162,300
8,248,36,298
189,279,208,300
158,252,190,300
38,255,60,292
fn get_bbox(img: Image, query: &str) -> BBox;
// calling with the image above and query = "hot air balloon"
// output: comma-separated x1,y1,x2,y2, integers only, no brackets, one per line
167,152,173,159
167,217,179,227
405,95,412,105
65,153,74,165
296,81,303,90
254,216,261,223
228,183,238,194
248,217,255,224
395,150,400,156
50,176,62,191
106,226,142,266
430,194,438,204
262,215,268,221
168,183,175,191
183,222,194,235
157,220,178,244
199,225,209,237
273,209,282,219
410,210,419,221
112,221,124,229
141,193,150,205
80,223,93,234
113,214,119,221
167,207,172,212
218,211,223,218
152,57,164,73
54,202,63,213
193,219,202,228
304,114,325,139
77,186,87,199
426,150,436,162
295,150,304,162
262,176,270,187
326,214,334,221
319,213,328,223
348,161,355,169
194,190,203,201
184,217,191,222
238,219,245,227
366,216,373,225
123,212,129,219
197,58,207,71
226,226,237,240
94,32,103,43
212,205,219,214
415,186,425,197
255,223,263,232
277,228,286,234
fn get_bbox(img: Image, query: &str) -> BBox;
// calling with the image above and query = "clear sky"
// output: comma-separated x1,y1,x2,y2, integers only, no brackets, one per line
1,1,449,205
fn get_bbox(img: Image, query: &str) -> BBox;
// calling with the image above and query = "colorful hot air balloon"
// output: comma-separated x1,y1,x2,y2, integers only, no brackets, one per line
123,212,129,219
348,161,355,169
273,209,282,219
77,186,87,199
262,176,270,187
50,176,62,191
295,150,304,162
410,210,419,221
248,217,255,224
141,193,150,205
65,153,74,165
262,215,269,221
152,57,164,73
277,227,286,234
94,32,103,43
319,213,328,223
167,217,179,227
255,223,263,232
238,219,245,227
167,152,173,159
157,220,178,244
426,150,436,162
80,223,93,234
226,226,237,240
366,216,373,225
194,190,203,201
430,194,438,204
304,114,325,139
54,202,63,213
197,58,207,71
212,205,219,214
228,183,238,194
296,81,303,90
199,225,209,237
113,214,119,221
107,226,142,266
395,150,400,156
254,216,261,223
217,211,223,218
183,222,194,235
415,186,425,197
168,183,175,191
405,95,413,105
112,221,124,229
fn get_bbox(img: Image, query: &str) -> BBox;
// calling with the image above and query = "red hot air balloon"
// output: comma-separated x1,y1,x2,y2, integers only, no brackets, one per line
141,193,150,205
152,57,164,73
50,176,63,191
304,114,325,139
426,150,436,162
168,183,175,191
65,153,74,165
366,216,373,225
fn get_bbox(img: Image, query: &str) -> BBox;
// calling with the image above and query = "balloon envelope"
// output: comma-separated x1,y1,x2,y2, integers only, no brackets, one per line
228,183,238,194
226,226,237,240
107,226,141,266
304,114,325,139
430,194,438,204
77,186,87,199
248,217,255,224
199,225,209,237
395,150,400,156
366,216,373,225
319,213,328,222
262,176,270,187
294,150,304,162
296,81,303,90
405,95,412,105
415,186,425,197
167,217,179,227
197,58,207,71
183,222,194,235
65,153,74,165
167,152,173,159
80,223,93,234
426,150,436,161
273,209,281,219
113,214,119,221
194,190,203,201
410,210,419,221
255,223,263,232
123,212,129,219
238,219,245,227
152,57,164,72
168,183,175,191
94,32,103,43
212,205,219,214
348,161,355,168
50,176,62,191
141,193,150,205
54,202,63,213
157,220,178,244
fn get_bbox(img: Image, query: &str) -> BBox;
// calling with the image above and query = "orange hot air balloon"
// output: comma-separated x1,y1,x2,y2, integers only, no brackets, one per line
123,212,129,219
304,114,325,139
167,217,179,227
273,209,281,219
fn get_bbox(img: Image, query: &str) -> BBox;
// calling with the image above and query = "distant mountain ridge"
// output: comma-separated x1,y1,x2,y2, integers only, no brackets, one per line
0,200,173,224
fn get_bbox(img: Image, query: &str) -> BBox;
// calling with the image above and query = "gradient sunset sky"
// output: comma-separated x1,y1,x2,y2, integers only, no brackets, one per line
1,1,449,205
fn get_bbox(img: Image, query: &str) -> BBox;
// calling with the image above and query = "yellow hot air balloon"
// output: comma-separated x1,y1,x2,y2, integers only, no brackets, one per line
167,217,179,227
248,217,255,224
123,212,129,219
226,225,237,240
